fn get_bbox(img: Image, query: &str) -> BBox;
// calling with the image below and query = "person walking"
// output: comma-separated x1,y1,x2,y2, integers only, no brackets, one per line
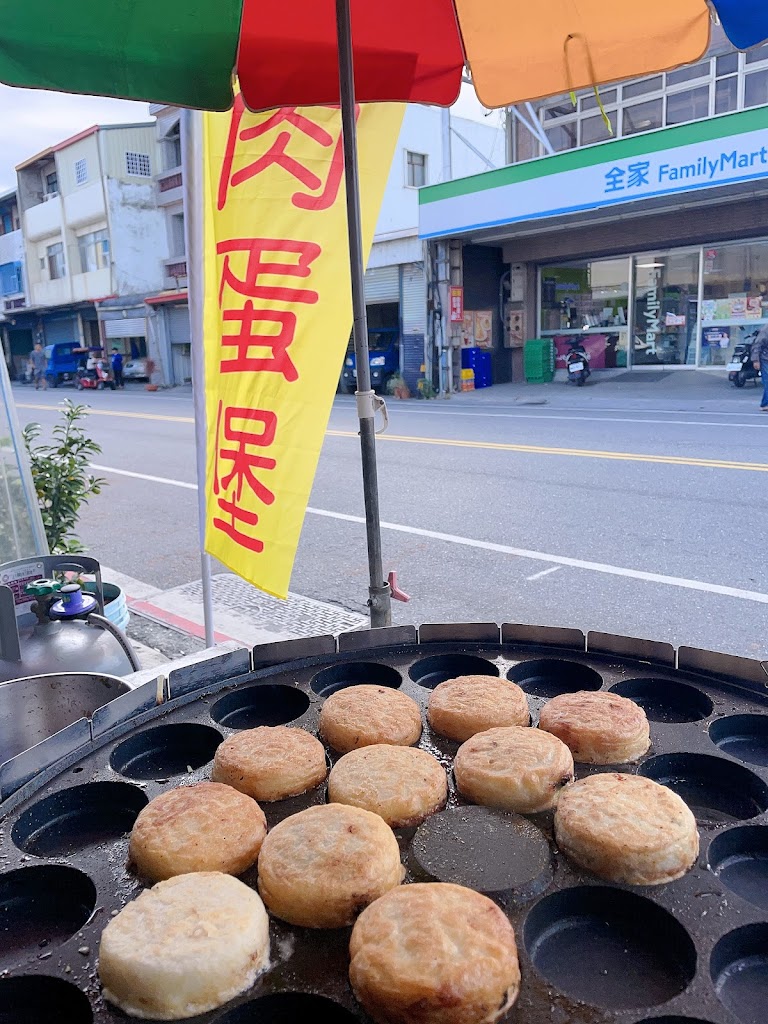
751,324,768,411
110,347,124,389
30,343,47,390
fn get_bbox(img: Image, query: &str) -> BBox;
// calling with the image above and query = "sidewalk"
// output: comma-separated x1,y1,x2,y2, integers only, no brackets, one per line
433,369,765,414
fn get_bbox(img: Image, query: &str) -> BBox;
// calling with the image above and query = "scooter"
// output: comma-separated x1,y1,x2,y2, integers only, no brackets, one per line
565,338,591,386
76,362,115,391
727,334,762,388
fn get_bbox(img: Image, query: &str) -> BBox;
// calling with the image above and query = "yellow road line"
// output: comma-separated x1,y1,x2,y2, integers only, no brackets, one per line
326,429,768,472
17,403,194,424
17,403,767,472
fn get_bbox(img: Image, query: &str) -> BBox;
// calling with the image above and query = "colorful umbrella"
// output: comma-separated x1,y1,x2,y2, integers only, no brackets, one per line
2,0,766,634
1,0,766,112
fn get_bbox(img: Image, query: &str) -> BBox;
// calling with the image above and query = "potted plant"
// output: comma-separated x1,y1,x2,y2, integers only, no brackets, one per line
385,373,411,400
145,358,159,391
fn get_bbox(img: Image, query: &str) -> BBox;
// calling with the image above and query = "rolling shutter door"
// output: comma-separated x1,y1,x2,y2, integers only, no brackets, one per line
364,265,398,304
401,264,426,335
167,305,190,344
104,317,146,339
43,317,78,344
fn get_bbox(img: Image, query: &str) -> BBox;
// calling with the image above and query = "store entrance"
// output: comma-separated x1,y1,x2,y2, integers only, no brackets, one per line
632,251,700,366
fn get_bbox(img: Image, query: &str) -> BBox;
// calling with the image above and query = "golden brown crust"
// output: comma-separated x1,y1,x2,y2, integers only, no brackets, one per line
555,773,699,885
257,804,404,928
454,726,574,813
318,685,422,754
427,675,530,742
99,872,270,1020
128,782,267,882
211,725,327,802
349,883,520,1024
538,690,650,764
328,745,448,827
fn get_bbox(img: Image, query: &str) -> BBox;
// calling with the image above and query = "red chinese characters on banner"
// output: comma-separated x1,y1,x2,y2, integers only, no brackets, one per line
212,402,277,553
217,95,358,213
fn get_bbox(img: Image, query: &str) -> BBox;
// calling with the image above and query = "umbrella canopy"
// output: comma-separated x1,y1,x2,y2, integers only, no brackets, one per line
1,0,766,114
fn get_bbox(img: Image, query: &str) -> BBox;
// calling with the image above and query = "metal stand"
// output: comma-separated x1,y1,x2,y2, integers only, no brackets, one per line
183,108,216,648
336,0,391,628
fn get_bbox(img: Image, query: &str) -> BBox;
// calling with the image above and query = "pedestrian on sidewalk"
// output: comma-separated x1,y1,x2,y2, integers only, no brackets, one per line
751,324,768,411
30,343,47,390
111,347,125,389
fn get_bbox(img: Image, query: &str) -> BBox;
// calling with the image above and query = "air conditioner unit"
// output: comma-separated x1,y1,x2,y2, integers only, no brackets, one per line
42,191,59,202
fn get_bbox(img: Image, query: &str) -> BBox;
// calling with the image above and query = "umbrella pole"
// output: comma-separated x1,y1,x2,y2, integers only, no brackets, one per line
336,0,392,628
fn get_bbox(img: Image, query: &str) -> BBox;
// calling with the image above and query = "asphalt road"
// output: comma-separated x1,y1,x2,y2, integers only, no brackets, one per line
12,377,768,660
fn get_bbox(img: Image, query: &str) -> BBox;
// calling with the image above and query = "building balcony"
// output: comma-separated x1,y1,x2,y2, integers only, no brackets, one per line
0,229,24,267
163,256,187,289
63,183,106,231
25,195,62,242
156,166,183,207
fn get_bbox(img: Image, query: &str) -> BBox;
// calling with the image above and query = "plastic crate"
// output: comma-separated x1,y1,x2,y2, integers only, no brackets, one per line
524,338,555,382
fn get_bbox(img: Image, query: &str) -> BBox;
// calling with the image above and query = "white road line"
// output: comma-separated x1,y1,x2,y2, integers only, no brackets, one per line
355,409,767,429
526,565,563,581
91,462,768,606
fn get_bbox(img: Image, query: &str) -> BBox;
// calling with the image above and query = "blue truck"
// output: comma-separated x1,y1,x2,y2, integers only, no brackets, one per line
340,327,399,394
43,343,83,387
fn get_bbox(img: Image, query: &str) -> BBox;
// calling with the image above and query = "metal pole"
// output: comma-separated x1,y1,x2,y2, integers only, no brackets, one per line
335,0,391,628
182,107,216,647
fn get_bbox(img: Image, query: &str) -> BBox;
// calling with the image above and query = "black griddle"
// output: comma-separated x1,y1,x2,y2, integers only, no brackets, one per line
0,623,767,1024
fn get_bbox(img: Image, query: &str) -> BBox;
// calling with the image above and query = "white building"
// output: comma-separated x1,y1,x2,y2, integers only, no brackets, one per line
364,106,505,391
15,123,167,368
0,190,29,378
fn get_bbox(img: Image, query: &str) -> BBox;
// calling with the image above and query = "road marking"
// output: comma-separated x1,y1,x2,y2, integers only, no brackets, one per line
384,409,768,429
90,461,768,606
526,565,562,581
326,429,768,472
91,464,197,488
17,402,193,424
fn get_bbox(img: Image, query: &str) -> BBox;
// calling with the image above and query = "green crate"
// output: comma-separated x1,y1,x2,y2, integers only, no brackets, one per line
524,338,555,382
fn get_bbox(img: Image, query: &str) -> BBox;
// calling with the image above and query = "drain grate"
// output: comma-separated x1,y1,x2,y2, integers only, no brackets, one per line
167,574,367,639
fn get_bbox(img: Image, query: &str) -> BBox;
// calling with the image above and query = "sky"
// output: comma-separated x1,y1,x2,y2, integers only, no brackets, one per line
0,82,503,195
0,86,150,193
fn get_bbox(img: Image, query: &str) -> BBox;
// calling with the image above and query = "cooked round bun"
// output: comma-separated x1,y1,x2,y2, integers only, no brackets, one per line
319,685,422,754
211,725,327,802
538,690,650,764
328,744,448,827
427,675,529,742
555,773,699,885
129,782,266,882
257,803,404,927
349,882,520,1024
454,726,574,814
99,872,269,1019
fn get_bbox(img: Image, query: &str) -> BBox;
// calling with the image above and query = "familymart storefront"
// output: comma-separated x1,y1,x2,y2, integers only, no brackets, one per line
419,107,768,376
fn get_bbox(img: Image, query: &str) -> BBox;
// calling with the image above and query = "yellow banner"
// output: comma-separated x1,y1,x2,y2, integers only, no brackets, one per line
202,99,404,598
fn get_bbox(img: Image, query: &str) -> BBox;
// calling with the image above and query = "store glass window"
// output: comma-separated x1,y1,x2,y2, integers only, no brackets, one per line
716,52,739,76
744,70,768,109
745,42,768,64
623,98,663,136
715,77,738,114
701,241,768,366
580,110,617,146
666,62,709,86
666,86,710,126
580,90,616,112
632,251,700,366
540,258,629,370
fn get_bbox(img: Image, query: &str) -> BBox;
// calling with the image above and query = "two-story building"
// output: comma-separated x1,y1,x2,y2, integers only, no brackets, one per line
419,29,768,384
15,123,168,372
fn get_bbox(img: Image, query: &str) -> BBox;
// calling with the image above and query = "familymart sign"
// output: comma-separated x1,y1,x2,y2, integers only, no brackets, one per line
419,107,768,239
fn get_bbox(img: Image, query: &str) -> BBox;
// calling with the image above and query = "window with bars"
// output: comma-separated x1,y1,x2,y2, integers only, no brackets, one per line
74,158,88,186
125,152,152,177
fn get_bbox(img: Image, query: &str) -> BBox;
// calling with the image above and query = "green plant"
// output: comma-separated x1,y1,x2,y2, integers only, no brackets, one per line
22,400,107,554
385,373,410,399
418,378,436,399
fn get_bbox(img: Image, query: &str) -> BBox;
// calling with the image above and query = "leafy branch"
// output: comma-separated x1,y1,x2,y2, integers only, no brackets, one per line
22,400,107,554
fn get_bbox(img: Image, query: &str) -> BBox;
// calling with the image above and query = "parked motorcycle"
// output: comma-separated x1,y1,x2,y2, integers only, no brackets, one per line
727,334,762,388
566,338,591,386
76,362,115,391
